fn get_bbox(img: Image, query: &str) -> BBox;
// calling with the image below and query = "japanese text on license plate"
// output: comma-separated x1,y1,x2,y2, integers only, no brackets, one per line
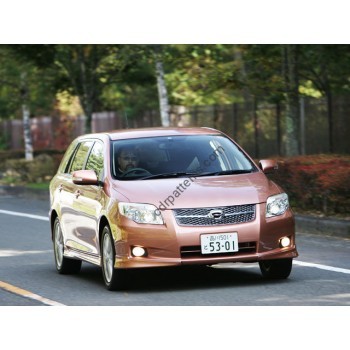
200,232,238,254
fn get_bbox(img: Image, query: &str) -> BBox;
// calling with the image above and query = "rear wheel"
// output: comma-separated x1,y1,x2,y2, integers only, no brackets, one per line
53,217,82,274
101,225,127,290
259,258,293,279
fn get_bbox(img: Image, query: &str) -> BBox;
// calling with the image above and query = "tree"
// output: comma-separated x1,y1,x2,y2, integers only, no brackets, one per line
244,44,301,157
153,47,170,127
299,45,350,153
20,72,33,160
54,45,127,134
16,45,137,134
166,45,242,106
282,44,300,156
0,46,56,159
120,44,172,127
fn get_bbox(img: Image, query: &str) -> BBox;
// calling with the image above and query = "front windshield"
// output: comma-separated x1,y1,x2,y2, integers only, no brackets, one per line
111,135,257,180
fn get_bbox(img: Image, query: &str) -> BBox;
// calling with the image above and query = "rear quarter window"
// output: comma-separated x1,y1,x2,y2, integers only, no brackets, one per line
58,140,78,174
69,141,94,173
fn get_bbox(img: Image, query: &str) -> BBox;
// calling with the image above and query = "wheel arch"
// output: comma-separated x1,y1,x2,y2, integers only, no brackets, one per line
99,215,111,248
50,210,58,241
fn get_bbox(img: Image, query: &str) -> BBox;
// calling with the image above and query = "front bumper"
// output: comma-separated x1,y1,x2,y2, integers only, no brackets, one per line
111,204,298,269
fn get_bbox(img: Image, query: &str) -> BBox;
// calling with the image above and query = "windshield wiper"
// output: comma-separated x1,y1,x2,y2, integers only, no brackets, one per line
141,169,254,180
141,172,201,180
194,169,254,177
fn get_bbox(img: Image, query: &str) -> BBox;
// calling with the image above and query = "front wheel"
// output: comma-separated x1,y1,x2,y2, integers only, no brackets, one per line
53,217,82,274
259,258,293,279
101,225,127,290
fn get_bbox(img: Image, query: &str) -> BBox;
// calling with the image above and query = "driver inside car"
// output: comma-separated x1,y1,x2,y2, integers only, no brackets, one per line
117,147,140,174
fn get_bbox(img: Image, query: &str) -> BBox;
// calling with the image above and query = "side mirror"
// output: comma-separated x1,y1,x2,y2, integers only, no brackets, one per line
72,170,99,185
259,159,278,174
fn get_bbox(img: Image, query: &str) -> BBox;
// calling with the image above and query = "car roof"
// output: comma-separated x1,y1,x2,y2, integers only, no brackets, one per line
83,127,223,141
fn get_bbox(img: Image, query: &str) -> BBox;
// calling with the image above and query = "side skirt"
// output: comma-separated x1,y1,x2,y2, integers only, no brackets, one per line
64,246,101,266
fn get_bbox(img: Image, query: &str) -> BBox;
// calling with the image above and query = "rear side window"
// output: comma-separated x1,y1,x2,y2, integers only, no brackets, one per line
86,141,104,180
58,140,78,174
69,141,94,173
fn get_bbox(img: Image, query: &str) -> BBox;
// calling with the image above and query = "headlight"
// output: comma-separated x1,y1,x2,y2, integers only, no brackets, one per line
266,193,289,218
118,202,164,225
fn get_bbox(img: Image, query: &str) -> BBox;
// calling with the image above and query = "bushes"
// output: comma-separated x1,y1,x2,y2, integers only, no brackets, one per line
270,154,350,215
0,149,64,185
1,154,58,184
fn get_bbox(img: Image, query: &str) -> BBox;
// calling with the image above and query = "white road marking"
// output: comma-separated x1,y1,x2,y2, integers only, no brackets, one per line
215,260,350,275
0,209,61,305
0,249,52,257
294,260,350,275
214,263,257,269
0,209,49,221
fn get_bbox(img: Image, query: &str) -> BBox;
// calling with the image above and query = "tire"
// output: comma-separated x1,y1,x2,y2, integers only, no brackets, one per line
101,225,127,291
53,217,82,274
259,258,293,279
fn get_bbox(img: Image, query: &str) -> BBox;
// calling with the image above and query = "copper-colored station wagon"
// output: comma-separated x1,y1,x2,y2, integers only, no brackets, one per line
49,127,298,290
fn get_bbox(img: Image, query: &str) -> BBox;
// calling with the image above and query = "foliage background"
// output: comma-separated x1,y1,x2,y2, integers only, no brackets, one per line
1,44,350,217
1,44,350,155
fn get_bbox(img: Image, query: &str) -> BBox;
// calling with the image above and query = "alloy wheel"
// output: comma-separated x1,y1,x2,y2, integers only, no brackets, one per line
102,231,114,283
54,220,64,269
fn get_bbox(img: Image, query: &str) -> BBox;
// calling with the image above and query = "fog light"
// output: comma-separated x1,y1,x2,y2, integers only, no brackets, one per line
132,246,146,257
280,236,291,248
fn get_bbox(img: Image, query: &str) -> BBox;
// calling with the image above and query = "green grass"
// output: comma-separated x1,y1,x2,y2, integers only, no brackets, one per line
26,182,50,190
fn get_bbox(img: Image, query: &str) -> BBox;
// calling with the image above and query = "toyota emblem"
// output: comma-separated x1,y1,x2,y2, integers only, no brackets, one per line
208,209,224,220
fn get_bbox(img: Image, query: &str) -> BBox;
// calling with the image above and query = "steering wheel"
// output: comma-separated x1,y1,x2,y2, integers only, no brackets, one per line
120,168,152,178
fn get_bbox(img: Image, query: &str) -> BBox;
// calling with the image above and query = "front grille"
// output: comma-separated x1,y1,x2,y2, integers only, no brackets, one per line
180,242,257,259
173,204,256,226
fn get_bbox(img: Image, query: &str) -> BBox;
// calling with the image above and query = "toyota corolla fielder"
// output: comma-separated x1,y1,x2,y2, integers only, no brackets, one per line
49,127,298,290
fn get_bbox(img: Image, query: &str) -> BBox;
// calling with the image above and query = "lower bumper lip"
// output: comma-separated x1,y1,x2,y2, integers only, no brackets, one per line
114,246,298,269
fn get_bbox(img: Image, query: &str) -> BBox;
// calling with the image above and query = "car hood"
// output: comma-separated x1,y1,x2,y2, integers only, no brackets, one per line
112,172,281,209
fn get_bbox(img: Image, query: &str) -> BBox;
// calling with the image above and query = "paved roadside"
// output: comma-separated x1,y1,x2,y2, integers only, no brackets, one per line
1,185,349,238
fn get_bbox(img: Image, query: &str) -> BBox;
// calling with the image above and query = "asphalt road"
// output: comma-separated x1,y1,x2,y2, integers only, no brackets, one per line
1,194,350,306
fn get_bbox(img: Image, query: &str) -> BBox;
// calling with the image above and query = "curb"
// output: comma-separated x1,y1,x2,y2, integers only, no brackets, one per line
0,185,49,201
295,214,350,239
1,185,349,239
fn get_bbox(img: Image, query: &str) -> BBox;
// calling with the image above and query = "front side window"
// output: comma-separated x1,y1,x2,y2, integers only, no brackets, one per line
111,135,257,180
86,141,104,180
69,141,94,173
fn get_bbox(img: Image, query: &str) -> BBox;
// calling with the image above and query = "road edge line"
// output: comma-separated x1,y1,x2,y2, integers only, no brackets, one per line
294,260,350,274
0,280,65,306
0,209,49,221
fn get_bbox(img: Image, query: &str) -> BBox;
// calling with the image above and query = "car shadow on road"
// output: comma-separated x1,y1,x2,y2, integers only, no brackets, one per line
77,263,291,292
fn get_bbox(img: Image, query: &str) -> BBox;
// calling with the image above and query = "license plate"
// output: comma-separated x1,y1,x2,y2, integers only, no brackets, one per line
200,232,238,254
